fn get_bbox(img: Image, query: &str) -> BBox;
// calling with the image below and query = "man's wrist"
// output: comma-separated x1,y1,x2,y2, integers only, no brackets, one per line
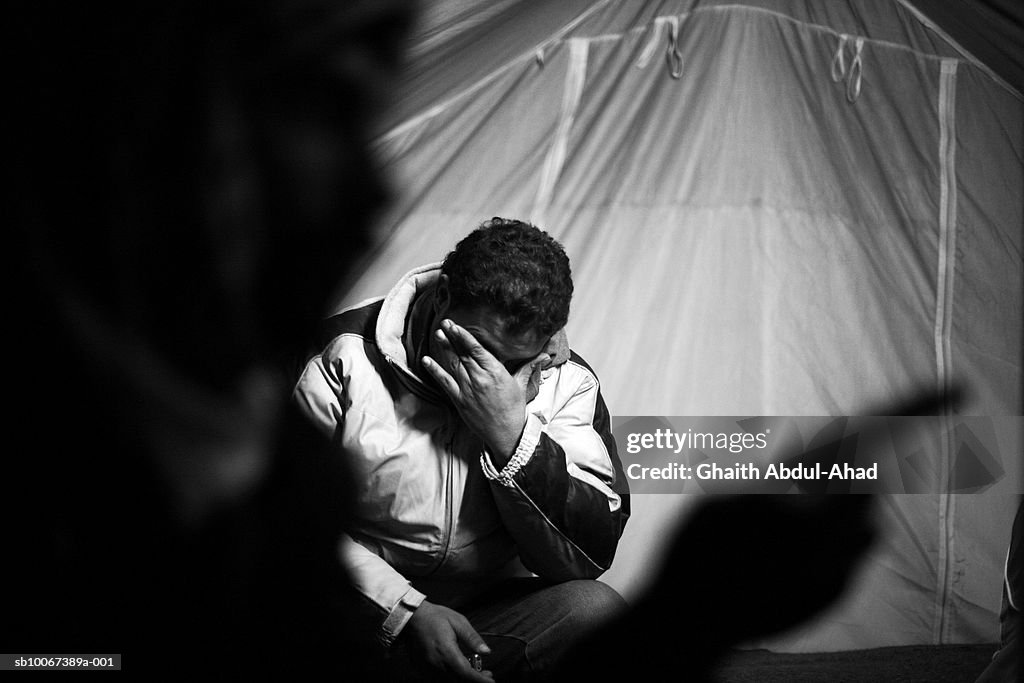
481,412,544,487
485,415,527,469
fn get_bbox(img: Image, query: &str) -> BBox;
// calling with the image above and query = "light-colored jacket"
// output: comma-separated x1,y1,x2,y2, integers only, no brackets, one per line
294,264,629,647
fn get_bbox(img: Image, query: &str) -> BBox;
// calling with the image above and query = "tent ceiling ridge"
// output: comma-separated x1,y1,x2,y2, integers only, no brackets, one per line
547,200,899,228
592,4,1022,101
379,0,1021,146
640,4,1012,72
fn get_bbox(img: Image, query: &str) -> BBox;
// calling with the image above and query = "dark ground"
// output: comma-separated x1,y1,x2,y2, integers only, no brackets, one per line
713,644,997,682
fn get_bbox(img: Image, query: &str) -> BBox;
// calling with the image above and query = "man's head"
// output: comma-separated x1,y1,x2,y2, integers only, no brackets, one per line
432,218,573,372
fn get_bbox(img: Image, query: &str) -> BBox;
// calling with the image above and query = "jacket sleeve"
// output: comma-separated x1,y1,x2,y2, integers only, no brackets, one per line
338,533,427,648
479,355,630,581
293,349,426,648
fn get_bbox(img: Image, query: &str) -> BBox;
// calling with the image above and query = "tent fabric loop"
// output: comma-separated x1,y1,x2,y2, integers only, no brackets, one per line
847,37,865,102
665,15,683,79
831,34,849,82
635,15,683,78
831,34,865,102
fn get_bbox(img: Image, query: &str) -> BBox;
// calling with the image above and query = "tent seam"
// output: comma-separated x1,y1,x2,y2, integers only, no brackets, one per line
532,39,589,225
933,57,959,646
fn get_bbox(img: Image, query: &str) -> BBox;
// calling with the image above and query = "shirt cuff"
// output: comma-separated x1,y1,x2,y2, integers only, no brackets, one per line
380,586,427,648
480,412,546,487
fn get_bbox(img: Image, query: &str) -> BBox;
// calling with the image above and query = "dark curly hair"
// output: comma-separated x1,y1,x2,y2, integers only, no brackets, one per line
441,218,572,337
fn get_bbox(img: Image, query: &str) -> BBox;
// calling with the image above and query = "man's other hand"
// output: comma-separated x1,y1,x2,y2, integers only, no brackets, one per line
405,601,494,682
516,354,548,404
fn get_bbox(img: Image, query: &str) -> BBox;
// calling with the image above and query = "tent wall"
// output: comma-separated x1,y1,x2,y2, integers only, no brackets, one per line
336,0,1023,652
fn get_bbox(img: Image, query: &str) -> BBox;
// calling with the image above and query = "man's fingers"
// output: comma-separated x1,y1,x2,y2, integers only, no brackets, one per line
435,613,492,683
510,354,545,402
450,613,491,656
440,646,493,683
441,320,496,366
511,356,539,383
532,354,550,374
433,331,465,375
422,356,461,400
440,617,492,683
434,327,454,352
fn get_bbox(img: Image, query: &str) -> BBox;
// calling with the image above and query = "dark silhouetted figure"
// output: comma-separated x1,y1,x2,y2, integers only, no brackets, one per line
550,494,876,681
12,0,415,674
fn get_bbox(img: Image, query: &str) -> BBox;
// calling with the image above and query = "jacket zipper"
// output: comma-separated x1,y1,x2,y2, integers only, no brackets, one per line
442,430,455,562
429,421,456,575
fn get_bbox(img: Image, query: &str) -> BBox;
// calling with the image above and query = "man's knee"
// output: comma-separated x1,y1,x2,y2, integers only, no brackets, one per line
556,579,628,625
515,580,626,677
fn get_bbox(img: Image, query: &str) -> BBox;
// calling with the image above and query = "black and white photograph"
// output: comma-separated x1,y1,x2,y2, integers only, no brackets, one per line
10,1,1022,680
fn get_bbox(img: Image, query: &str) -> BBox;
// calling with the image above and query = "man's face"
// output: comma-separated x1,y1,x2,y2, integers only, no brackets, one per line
429,305,550,375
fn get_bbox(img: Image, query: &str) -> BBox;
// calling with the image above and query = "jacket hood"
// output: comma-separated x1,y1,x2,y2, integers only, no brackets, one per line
376,262,445,403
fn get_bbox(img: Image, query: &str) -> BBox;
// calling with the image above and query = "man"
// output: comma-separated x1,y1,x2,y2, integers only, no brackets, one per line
295,217,630,680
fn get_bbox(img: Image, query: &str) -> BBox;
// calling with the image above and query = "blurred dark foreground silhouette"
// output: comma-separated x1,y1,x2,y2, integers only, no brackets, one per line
549,494,877,681
12,0,416,674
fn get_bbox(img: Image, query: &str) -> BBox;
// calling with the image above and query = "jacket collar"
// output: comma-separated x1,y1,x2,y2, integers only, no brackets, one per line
376,263,446,403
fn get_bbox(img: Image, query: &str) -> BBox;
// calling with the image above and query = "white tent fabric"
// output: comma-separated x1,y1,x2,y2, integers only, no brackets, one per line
331,0,1023,652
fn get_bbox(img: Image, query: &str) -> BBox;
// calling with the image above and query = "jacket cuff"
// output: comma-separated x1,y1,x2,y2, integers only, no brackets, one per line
379,586,427,649
481,412,546,487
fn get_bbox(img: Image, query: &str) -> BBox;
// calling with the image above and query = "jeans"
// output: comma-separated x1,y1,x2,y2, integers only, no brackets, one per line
375,578,627,681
